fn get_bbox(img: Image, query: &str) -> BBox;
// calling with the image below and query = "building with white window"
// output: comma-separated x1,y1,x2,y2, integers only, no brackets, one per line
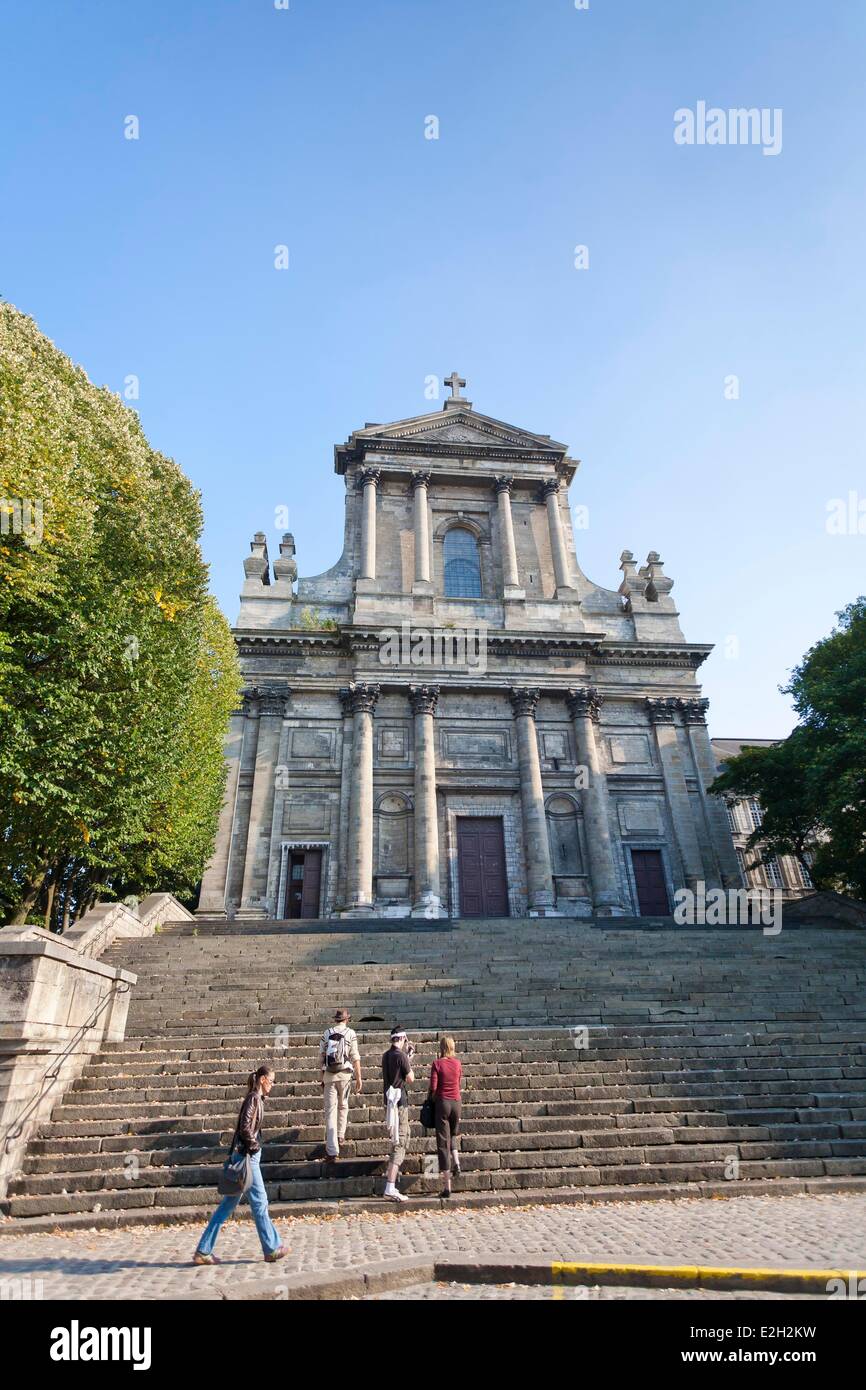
711,737,814,898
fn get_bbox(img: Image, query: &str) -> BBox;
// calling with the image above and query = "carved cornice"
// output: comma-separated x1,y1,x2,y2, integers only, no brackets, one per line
339,681,380,716
409,684,440,716
589,643,712,671
509,687,541,719
234,632,346,660
566,686,603,723
336,437,573,476
233,629,711,675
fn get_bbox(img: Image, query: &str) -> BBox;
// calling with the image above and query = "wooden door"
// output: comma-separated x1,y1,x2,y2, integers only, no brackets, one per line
630,849,670,916
286,850,322,919
457,817,509,918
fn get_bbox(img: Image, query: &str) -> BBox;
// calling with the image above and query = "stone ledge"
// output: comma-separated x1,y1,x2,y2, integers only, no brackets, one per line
4,1173,866,1236
197,1254,866,1301
63,893,194,960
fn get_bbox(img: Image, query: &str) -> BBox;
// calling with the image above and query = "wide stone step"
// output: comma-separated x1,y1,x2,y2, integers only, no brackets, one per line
51,1079,866,1125
8,1156,866,1219
17,1126,866,1184
68,1062,866,1101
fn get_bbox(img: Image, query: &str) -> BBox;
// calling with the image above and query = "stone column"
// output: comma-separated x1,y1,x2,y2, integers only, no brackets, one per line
566,687,624,915
541,477,574,594
410,685,442,916
358,468,380,581
238,687,289,918
509,688,555,913
494,476,524,598
197,709,244,917
340,682,379,913
680,698,743,889
646,697,705,893
410,471,432,590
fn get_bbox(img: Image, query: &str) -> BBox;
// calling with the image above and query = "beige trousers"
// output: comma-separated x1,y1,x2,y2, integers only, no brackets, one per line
323,1072,352,1156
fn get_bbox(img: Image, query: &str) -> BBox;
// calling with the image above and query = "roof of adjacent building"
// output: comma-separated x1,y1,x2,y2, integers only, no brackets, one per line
711,737,781,760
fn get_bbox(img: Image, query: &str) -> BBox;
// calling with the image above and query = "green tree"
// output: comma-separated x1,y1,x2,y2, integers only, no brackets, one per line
0,303,240,926
711,598,866,898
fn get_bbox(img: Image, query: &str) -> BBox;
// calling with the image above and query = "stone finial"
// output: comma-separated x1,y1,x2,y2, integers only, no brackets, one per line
509,687,541,719
244,532,271,586
639,551,674,603
618,549,647,602
679,698,709,725
272,532,298,586
409,685,440,716
567,686,603,723
339,682,380,716
645,697,680,724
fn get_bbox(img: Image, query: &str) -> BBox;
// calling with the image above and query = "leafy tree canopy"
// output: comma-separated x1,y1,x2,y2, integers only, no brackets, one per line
0,303,240,926
711,598,866,899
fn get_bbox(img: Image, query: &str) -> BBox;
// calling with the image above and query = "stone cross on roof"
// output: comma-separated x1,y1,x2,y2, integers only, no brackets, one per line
443,371,471,410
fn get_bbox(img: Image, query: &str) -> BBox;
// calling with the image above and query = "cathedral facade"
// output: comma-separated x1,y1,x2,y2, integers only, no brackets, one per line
197,376,741,921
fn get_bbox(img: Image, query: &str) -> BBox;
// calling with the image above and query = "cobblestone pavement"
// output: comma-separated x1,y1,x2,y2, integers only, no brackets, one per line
0,1193,863,1301
369,1283,823,1300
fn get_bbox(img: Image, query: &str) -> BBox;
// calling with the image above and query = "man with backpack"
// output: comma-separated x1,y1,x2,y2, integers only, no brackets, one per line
320,1008,362,1163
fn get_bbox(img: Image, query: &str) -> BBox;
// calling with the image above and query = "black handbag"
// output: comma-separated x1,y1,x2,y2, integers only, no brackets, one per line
217,1104,255,1196
419,1092,436,1130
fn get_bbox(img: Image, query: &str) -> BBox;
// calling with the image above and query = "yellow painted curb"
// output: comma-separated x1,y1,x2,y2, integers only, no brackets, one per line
549,1260,866,1295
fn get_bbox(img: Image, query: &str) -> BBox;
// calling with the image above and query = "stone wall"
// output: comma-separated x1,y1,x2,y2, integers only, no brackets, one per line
0,893,192,1197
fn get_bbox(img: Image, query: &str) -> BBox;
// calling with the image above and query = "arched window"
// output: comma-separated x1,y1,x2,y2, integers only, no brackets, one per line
443,527,482,597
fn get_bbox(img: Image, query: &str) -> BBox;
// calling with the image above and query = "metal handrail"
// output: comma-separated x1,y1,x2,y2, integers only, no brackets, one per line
2,979,132,1153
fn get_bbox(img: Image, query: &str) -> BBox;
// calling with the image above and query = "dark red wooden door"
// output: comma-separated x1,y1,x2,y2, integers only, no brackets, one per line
631,849,670,916
457,817,509,918
286,850,322,919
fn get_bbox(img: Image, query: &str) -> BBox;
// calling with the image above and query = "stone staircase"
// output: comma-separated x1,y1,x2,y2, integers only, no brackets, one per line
3,916,866,1224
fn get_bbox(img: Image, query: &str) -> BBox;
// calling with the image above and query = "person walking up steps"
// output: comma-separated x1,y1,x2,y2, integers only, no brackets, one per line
193,1065,288,1265
382,1027,414,1202
430,1035,463,1198
320,1007,362,1162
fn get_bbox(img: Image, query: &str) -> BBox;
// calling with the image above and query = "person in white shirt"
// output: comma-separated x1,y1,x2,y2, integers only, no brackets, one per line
320,1008,362,1162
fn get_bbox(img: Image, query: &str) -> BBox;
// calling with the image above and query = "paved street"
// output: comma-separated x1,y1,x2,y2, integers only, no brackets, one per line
0,1192,863,1301
369,1283,818,1300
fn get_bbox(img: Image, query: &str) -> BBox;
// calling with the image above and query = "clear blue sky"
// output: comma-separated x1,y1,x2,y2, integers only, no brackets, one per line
2,0,864,737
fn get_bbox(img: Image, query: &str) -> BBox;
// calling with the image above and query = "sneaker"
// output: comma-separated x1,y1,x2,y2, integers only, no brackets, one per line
440,1190,452,1200
264,1246,289,1263
192,1251,221,1265
324,1154,338,1164
387,1189,409,1203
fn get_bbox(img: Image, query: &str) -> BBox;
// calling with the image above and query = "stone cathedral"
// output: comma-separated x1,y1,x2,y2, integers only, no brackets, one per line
197,375,741,922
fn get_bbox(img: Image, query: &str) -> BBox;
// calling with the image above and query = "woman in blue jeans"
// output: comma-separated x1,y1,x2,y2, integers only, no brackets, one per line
193,1065,288,1265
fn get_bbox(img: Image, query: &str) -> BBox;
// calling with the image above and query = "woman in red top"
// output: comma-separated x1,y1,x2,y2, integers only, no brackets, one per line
429,1035,463,1198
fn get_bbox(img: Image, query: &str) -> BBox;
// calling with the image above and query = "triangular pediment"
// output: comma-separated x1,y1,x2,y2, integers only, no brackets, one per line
351,408,566,454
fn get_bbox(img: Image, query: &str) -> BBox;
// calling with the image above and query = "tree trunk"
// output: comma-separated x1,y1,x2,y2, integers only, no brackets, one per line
43,875,57,932
9,865,49,925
